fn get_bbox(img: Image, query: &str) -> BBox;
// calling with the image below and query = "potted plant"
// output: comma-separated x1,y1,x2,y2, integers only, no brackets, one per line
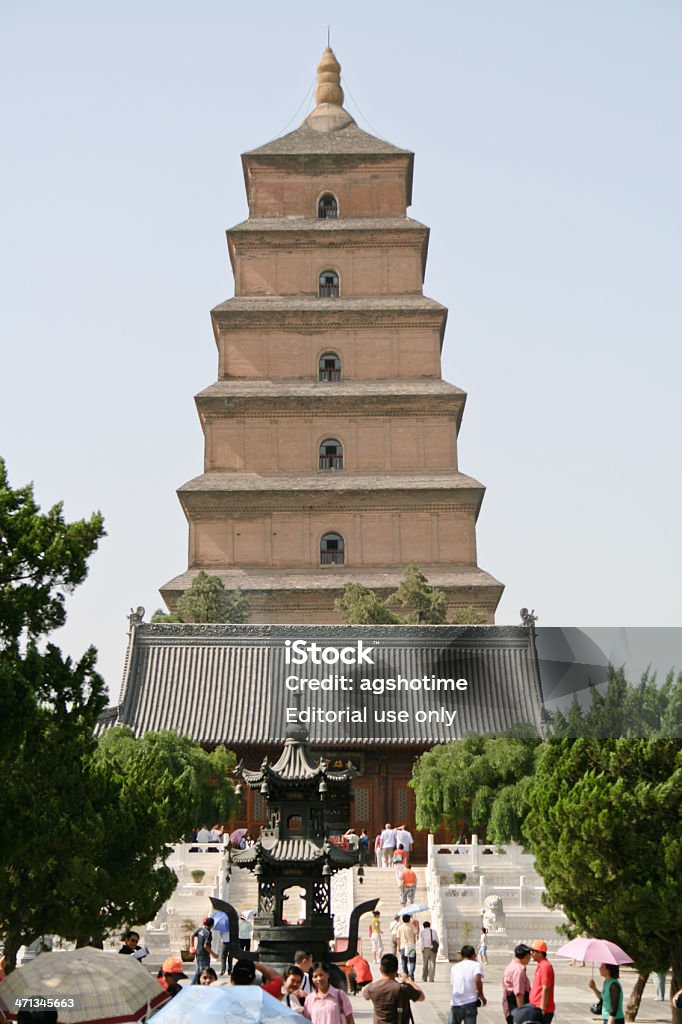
190,869,206,884
180,918,196,963
453,871,467,884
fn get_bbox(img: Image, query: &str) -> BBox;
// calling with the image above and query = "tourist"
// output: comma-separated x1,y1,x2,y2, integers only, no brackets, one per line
653,971,667,1001
118,930,140,954
158,956,188,998
191,916,217,984
230,957,283,997
395,825,414,857
344,827,360,851
215,915,231,977
502,944,531,1024
374,832,383,868
346,952,373,994
238,912,253,952
396,914,417,979
478,927,488,965
398,861,417,906
281,965,306,1013
363,953,424,1023
294,949,314,994
420,920,439,982
304,962,354,1024
380,823,397,868
199,967,218,985
588,964,625,1024
359,829,370,867
389,915,401,956
529,940,555,1024
392,844,407,882
450,944,486,1024
196,824,211,844
369,910,384,963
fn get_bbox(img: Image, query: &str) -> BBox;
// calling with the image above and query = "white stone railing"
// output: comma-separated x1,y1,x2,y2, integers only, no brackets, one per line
443,879,547,909
433,835,536,871
426,835,449,962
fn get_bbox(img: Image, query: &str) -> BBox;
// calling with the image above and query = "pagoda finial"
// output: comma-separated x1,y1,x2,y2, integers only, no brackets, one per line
314,47,344,108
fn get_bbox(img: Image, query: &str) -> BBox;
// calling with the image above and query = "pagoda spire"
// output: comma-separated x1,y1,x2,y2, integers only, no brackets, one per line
314,47,344,107
306,47,353,132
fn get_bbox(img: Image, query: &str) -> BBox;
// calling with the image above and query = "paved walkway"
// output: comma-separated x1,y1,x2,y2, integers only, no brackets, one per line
346,952,673,1024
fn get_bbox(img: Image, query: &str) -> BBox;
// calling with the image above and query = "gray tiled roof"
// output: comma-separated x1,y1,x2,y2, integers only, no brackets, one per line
244,119,411,158
161,565,502,595
232,835,357,868
211,296,446,315
109,625,544,746
195,380,465,401
228,217,426,234
177,471,486,494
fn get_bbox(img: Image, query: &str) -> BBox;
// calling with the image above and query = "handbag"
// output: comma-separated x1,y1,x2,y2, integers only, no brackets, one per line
431,939,440,954
396,983,414,1024
590,1000,603,1016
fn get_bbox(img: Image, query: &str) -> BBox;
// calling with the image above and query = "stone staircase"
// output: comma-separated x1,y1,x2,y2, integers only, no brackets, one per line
225,861,259,917
426,836,568,957
352,865,429,960
141,844,227,955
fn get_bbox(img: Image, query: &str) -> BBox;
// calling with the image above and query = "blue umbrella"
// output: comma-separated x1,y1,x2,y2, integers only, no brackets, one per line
401,902,430,915
152,984,299,1023
211,910,230,933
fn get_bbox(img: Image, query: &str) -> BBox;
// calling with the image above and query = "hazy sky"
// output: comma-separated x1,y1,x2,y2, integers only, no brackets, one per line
2,1,680,700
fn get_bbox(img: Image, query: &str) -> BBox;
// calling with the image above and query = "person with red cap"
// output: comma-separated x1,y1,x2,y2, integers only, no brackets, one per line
529,940,555,1024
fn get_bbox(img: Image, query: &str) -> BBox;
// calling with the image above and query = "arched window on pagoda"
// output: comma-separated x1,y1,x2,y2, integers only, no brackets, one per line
320,532,344,565
318,270,339,298
319,439,343,471
317,193,338,219
318,352,341,382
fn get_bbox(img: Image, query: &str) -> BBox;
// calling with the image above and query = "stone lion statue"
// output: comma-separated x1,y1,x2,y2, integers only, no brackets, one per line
482,894,506,932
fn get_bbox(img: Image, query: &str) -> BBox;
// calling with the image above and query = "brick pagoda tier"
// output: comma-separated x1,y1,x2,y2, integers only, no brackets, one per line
161,48,504,623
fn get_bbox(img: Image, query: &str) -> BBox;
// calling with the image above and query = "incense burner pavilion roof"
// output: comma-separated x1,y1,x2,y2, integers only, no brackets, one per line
231,834,357,869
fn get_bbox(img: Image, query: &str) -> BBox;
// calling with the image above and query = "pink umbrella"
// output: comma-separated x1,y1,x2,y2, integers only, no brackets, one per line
556,937,633,965
229,828,248,847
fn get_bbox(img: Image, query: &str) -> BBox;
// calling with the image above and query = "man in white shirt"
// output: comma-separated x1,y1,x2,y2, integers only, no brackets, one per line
450,944,486,1024
380,823,397,868
395,825,414,855
196,825,211,844
420,920,439,982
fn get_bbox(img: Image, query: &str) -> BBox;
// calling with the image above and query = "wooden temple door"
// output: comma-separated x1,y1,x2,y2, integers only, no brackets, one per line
391,779,423,861
351,779,372,833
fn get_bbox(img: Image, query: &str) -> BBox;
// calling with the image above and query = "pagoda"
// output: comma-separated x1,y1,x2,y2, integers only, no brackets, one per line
161,48,503,622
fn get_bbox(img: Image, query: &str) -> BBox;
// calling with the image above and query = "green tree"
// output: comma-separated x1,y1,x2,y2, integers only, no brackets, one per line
410,731,541,842
0,458,104,757
0,458,107,966
1,725,238,967
387,565,448,624
336,565,485,626
525,738,682,1020
153,571,250,624
0,458,104,647
334,582,401,625
550,667,682,739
